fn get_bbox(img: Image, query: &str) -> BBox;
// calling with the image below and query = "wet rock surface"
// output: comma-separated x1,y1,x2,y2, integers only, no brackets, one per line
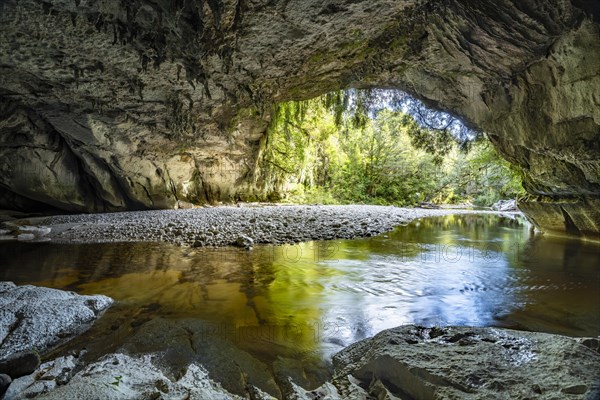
491,199,517,212
8,205,508,246
331,325,600,400
26,317,283,400
0,282,113,364
2,356,77,400
0,351,40,380
518,196,600,240
12,353,271,400
0,223,53,242
121,318,281,398
18,322,600,400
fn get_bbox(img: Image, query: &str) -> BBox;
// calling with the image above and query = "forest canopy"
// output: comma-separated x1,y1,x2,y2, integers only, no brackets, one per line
258,90,524,206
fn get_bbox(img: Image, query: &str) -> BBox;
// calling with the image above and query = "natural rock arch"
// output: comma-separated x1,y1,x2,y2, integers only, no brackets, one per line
0,0,598,237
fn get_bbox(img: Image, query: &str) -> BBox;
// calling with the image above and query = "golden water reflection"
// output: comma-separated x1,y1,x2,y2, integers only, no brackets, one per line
1,214,599,373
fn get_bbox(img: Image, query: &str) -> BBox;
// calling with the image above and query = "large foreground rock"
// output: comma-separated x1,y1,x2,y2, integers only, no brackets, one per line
121,318,282,398
0,282,113,363
34,353,270,400
8,322,600,399
27,317,284,399
332,326,600,400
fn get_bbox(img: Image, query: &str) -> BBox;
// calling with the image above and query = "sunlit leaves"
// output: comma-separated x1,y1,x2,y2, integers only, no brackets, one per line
261,90,521,206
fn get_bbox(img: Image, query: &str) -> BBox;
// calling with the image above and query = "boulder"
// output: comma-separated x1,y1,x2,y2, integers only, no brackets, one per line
234,235,254,250
17,226,52,237
16,234,34,241
0,374,11,398
121,318,281,398
33,353,275,400
3,375,56,400
0,350,40,379
332,326,600,400
491,199,518,212
0,282,113,363
1,356,77,400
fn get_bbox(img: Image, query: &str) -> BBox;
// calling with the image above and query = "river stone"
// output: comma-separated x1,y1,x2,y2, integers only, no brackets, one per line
491,199,517,212
0,282,113,362
16,233,35,241
234,235,254,249
332,326,600,400
17,226,52,237
0,374,11,398
0,355,78,400
3,378,56,400
0,350,40,379
121,317,281,398
34,353,267,400
38,355,78,385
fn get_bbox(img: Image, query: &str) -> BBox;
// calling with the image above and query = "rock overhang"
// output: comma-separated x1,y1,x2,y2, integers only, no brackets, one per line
0,0,598,237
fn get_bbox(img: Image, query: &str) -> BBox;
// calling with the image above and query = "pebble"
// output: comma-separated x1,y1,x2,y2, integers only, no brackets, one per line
30,205,508,247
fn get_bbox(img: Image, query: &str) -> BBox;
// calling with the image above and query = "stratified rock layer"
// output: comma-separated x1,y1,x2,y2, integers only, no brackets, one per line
0,1,598,236
17,322,600,400
0,282,113,362
332,325,600,400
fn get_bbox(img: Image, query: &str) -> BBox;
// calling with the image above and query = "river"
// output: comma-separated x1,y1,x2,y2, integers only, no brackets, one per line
1,213,598,388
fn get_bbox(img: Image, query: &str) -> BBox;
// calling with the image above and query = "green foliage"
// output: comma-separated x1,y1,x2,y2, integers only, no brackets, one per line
260,92,524,207
461,142,526,206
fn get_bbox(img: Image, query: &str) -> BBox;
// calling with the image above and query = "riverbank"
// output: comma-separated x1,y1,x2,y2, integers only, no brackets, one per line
1,205,520,247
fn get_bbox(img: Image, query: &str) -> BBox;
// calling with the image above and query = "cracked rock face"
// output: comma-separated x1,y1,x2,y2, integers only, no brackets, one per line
0,0,598,236
17,322,600,400
331,325,600,399
0,282,113,363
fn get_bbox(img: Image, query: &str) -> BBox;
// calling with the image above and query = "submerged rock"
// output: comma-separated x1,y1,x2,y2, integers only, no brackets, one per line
0,282,113,363
332,325,600,399
234,234,254,249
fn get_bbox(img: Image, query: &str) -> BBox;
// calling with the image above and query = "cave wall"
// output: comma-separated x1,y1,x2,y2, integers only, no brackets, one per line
0,0,598,237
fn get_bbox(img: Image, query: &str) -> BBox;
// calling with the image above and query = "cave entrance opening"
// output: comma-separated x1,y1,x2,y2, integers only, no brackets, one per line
258,89,524,208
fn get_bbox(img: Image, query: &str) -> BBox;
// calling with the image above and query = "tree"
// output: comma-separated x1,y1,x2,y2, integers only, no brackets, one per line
258,90,523,206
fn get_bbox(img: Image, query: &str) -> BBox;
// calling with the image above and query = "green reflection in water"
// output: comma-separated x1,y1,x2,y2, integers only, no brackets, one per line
1,214,599,383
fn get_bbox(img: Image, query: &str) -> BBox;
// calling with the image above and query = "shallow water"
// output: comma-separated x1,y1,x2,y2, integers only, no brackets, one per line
1,213,599,386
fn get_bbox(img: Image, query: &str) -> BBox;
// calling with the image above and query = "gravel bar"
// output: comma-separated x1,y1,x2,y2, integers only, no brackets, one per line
9,205,515,247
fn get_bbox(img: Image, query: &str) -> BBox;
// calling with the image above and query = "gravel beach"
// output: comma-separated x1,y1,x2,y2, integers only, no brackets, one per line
3,205,517,247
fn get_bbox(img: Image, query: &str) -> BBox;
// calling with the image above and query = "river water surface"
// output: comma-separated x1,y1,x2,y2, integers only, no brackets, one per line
1,213,599,386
